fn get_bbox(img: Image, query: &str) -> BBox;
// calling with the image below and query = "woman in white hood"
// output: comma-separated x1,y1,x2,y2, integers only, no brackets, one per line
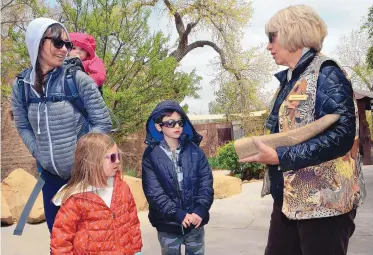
11,18,112,233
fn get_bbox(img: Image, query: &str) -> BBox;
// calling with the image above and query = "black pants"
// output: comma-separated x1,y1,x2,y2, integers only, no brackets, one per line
41,170,69,233
265,202,356,255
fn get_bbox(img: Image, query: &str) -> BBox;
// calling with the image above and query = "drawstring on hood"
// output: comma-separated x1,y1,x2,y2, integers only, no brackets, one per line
25,18,69,135
25,17,69,86
37,102,41,134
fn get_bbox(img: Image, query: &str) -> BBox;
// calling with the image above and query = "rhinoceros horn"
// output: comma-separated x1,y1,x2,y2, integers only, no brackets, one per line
234,114,340,160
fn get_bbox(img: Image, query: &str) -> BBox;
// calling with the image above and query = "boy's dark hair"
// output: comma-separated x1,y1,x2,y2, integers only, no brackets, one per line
154,110,175,124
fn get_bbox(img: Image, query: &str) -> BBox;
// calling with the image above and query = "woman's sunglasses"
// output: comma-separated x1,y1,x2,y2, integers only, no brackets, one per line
268,32,277,43
104,153,121,164
44,37,73,51
159,119,185,128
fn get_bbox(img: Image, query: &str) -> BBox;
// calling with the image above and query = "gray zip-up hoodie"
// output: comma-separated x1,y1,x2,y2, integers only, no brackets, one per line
11,18,112,179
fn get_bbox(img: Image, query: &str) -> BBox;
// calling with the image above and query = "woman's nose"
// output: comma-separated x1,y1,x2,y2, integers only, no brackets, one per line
61,45,68,53
267,42,272,51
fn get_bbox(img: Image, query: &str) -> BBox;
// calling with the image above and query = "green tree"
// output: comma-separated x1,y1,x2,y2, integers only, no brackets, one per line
57,0,201,134
2,0,201,135
2,0,276,135
1,0,53,96
139,0,277,116
368,47,373,70
363,5,373,69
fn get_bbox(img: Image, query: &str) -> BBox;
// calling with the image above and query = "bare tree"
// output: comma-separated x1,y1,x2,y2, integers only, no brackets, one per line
334,29,373,90
139,0,277,111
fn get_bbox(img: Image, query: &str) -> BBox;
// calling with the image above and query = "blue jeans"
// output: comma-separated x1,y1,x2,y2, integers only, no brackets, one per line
157,227,205,255
41,170,69,233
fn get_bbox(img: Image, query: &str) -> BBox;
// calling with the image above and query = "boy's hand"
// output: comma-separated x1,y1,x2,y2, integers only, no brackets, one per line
182,214,193,228
191,213,202,228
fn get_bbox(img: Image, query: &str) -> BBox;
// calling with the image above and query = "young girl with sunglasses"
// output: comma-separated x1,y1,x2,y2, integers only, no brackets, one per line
51,133,142,254
10,18,112,234
142,100,214,255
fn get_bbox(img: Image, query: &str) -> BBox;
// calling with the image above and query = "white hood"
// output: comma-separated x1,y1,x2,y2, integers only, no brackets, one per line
53,177,115,206
25,17,69,85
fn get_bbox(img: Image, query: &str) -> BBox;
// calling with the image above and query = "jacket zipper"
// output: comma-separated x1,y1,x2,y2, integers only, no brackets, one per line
171,150,185,235
74,183,126,253
44,75,60,176
110,181,118,250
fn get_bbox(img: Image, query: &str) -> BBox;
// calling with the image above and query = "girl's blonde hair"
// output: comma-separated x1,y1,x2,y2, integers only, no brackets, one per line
58,133,119,203
265,5,327,52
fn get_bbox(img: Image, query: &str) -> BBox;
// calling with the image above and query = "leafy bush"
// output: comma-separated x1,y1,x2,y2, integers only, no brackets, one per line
208,157,222,170
123,167,138,177
216,141,265,180
1,85,12,100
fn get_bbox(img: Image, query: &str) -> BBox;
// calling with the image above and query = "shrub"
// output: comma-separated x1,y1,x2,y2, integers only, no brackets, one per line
216,141,265,180
123,166,138,177
208,157,222,170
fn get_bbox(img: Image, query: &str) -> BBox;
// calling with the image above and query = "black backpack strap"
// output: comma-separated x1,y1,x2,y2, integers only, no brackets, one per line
16,69,30,110
64,67,89,122
28,95,77,103
16,66,91,124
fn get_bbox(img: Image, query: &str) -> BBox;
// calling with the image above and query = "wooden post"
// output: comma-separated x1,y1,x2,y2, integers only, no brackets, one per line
357,99,372,165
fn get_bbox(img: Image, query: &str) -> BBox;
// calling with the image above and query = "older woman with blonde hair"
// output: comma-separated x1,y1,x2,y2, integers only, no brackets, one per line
241,5,366,255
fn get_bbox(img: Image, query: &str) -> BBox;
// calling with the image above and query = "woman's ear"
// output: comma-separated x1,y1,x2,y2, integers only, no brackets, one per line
155,123,162,132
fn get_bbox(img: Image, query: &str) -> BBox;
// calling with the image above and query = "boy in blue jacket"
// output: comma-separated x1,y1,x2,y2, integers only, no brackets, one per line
142,100,214,255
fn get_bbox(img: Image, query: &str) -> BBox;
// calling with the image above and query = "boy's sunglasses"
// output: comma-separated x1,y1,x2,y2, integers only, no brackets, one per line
44,37,73,51
159,119,185,128
268,32,277,43
104,153,121,164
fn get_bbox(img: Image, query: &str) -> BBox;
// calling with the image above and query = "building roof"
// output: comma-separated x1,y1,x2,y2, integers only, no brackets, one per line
354,89,373,100
187,110,267,124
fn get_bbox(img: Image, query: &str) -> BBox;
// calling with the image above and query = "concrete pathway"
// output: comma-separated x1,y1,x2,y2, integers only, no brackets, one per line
2,167,372,255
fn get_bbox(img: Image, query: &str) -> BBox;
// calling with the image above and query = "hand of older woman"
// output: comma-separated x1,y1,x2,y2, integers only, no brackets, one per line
239,137,280,165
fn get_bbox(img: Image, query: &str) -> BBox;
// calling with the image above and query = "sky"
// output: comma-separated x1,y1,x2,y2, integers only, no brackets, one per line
148,0,373,114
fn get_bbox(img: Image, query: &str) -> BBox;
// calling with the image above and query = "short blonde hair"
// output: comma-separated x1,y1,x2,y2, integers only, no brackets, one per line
265,5,327,52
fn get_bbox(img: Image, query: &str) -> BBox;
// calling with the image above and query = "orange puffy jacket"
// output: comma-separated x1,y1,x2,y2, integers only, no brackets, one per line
51,172,142,255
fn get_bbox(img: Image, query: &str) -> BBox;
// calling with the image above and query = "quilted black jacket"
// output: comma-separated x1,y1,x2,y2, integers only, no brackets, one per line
142,100,214,234
266,49,356,203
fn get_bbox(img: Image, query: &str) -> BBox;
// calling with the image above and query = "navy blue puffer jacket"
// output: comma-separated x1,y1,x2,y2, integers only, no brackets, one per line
142,101,214,234
266,49,356,203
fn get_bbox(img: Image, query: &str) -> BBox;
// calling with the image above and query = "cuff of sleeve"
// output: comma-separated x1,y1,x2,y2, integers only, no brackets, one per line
192,204,208,220
174,209,187,224
276,146,289,171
